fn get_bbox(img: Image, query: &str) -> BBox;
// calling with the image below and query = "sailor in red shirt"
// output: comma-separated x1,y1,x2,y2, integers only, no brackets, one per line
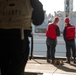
46,17,60,64
63,17,76,64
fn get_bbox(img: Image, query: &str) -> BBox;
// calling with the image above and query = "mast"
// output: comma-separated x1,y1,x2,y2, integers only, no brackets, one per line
64,0,73,17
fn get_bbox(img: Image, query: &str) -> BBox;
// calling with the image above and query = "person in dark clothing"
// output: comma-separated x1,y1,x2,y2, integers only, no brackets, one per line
63,17,76,64
46,17,60,64
0,0,44,75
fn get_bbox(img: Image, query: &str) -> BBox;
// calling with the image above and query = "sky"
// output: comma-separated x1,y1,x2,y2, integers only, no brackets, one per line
39,0,76,15
39,0,64,15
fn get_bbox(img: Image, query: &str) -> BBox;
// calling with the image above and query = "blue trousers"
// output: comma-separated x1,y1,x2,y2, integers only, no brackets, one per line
65,40,76,58
46,37,57,60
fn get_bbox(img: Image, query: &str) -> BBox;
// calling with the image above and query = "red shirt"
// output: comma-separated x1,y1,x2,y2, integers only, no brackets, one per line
46,23,58,40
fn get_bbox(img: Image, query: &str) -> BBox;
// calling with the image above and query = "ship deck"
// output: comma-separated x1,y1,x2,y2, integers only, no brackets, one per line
25,58,76,75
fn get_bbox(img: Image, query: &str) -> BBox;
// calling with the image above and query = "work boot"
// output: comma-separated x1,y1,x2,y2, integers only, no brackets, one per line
47,59,50,63
51,59,54,64
74,57,76,64
66,58,70,64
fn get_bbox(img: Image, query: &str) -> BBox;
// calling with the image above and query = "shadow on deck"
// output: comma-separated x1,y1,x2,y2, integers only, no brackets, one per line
25,57,76,75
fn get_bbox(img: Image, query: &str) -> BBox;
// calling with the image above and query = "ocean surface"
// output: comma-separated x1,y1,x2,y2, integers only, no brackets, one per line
29,34,75,58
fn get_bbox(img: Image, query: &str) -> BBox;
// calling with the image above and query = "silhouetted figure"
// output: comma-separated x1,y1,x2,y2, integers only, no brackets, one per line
0,0,44,75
